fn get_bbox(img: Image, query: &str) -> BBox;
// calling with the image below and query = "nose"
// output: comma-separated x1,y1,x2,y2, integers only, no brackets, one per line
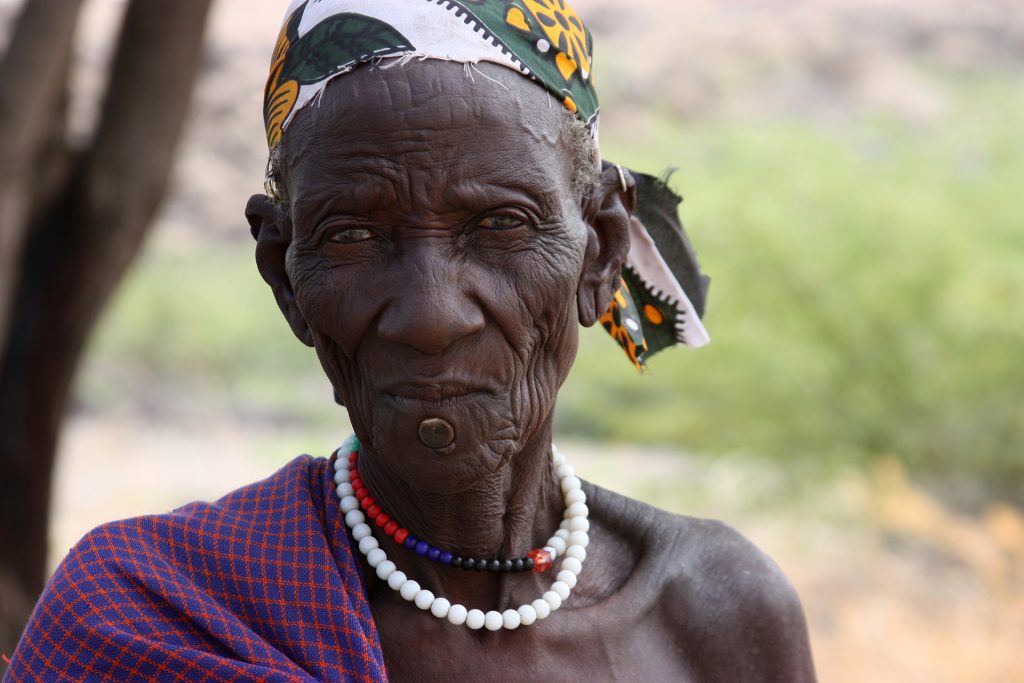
376,251,485,354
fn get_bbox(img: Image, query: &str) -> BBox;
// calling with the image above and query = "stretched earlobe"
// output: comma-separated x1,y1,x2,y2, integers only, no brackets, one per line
576,165,635,327
246,194,314,347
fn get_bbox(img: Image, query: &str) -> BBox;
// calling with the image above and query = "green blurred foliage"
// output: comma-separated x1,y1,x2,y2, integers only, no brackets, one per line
80,77,1024,502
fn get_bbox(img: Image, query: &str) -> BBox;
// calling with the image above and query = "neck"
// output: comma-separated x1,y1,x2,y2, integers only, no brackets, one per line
355,420,563,561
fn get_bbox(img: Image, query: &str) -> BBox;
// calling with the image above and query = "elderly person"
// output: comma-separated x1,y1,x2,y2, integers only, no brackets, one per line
5,1,815,681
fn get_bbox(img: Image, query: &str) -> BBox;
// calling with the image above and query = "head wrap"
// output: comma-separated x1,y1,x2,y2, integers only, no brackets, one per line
264,0,710,366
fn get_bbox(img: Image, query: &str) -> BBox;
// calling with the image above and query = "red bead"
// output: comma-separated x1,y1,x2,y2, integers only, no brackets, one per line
348,452,358,462
394,528,410,544
528,548,553,572
375,513,390,528
360,496,375,511
383,520,399,536
350,475,362,488
355,487,368,501
367,504,381,518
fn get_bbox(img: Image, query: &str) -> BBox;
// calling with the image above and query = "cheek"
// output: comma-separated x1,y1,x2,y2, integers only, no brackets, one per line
494,226,586,395
511,227,585,341
288,254,377,364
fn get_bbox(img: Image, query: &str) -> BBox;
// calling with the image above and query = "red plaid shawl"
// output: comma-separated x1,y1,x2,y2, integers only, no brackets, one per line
4,455,388,681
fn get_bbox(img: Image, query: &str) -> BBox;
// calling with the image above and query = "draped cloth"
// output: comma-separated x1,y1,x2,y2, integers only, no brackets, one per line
4,456,388,682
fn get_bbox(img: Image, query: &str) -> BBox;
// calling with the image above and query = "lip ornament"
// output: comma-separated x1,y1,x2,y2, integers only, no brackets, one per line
418,418,455,449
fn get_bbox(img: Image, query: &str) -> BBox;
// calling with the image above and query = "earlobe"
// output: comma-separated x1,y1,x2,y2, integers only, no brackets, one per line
577,165,634,327
246,193,314,347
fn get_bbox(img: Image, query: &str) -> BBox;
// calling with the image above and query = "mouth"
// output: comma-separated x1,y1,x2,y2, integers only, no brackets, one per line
384,382,491,404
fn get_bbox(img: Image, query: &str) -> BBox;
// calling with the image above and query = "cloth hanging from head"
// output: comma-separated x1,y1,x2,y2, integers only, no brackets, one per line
263,0,710,366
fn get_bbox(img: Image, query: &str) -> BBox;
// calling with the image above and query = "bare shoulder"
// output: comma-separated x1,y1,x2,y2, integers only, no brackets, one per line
586,483,817,682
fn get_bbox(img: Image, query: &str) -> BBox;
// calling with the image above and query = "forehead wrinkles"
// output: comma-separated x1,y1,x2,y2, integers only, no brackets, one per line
284,61,572,162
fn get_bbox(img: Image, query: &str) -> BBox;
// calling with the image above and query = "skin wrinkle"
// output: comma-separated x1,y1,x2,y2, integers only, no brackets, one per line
247,59,816,681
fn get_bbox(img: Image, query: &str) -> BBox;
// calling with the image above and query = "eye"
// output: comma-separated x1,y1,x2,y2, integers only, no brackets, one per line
328,227,374,244
477,214,526,231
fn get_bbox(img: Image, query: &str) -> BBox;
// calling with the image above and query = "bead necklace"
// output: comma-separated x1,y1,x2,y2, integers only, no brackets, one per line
340,448,586,573
333,436,590,631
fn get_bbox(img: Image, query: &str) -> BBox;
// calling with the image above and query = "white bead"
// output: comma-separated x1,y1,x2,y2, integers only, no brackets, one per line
542,590,562,611
340,496,359,513
430,597,451,619
551,451,565,466
517,604,537,626
561,475,582,493
447,603,468,625
556,570,577,588
375,560,396,580
345,509,365,527
555,463,574,480
351,523,372,541
466,609,485,630
399,580,420,601
562,557,583,575
568,530,589,548
484,611,504,631
565,545,587,562
502,609,521,630
568,517,590,533
387,571,407,590
547,536,567,556
554,529,571,542
550,581,571,601
559,518,572,531
366,548,386,568
543,545,558,561
358,536,379,555
532,598,551,620
565,502,588,519
564,488,586,505
414,589,435,610
336,483,354,498
334,469,348,484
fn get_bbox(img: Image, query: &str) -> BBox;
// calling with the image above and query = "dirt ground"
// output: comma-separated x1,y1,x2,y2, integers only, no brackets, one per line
52,414,1024,683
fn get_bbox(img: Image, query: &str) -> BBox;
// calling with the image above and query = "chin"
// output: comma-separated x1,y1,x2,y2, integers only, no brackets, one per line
355,388,525,495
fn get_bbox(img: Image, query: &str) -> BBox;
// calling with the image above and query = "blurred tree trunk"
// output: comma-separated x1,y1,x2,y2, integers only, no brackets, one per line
0,0,212,655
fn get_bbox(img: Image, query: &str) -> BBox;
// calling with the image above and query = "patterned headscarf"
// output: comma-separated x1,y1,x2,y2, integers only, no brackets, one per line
264,0,710,366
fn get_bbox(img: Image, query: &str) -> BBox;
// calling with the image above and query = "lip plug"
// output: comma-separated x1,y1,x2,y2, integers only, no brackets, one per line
418,418,455,449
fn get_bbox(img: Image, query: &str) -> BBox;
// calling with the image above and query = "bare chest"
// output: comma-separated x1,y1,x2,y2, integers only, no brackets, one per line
371,598,692,682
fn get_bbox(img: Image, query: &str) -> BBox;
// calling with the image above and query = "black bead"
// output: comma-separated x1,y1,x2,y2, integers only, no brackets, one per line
462,558,474,570
512,558,524,571
500,559,513,572
487,560,501,572
523,557,535,570
475,560,488,572
452,556,464,568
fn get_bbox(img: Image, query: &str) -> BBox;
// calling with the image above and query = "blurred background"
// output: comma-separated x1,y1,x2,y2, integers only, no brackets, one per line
1,0,1022,680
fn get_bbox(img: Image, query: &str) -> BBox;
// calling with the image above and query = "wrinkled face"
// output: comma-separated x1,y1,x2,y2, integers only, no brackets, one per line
279,61,591,493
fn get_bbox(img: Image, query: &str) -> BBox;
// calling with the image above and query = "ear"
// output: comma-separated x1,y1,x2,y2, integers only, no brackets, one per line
246,194,314,347
577,165,635,327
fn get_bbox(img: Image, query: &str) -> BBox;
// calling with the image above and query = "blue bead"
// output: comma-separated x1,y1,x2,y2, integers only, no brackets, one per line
415,541,430,556
439,551,453,564
404,535,418,549
427,547,441,561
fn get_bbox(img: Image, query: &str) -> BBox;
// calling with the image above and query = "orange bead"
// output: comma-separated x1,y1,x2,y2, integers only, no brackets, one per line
528,548,553,572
